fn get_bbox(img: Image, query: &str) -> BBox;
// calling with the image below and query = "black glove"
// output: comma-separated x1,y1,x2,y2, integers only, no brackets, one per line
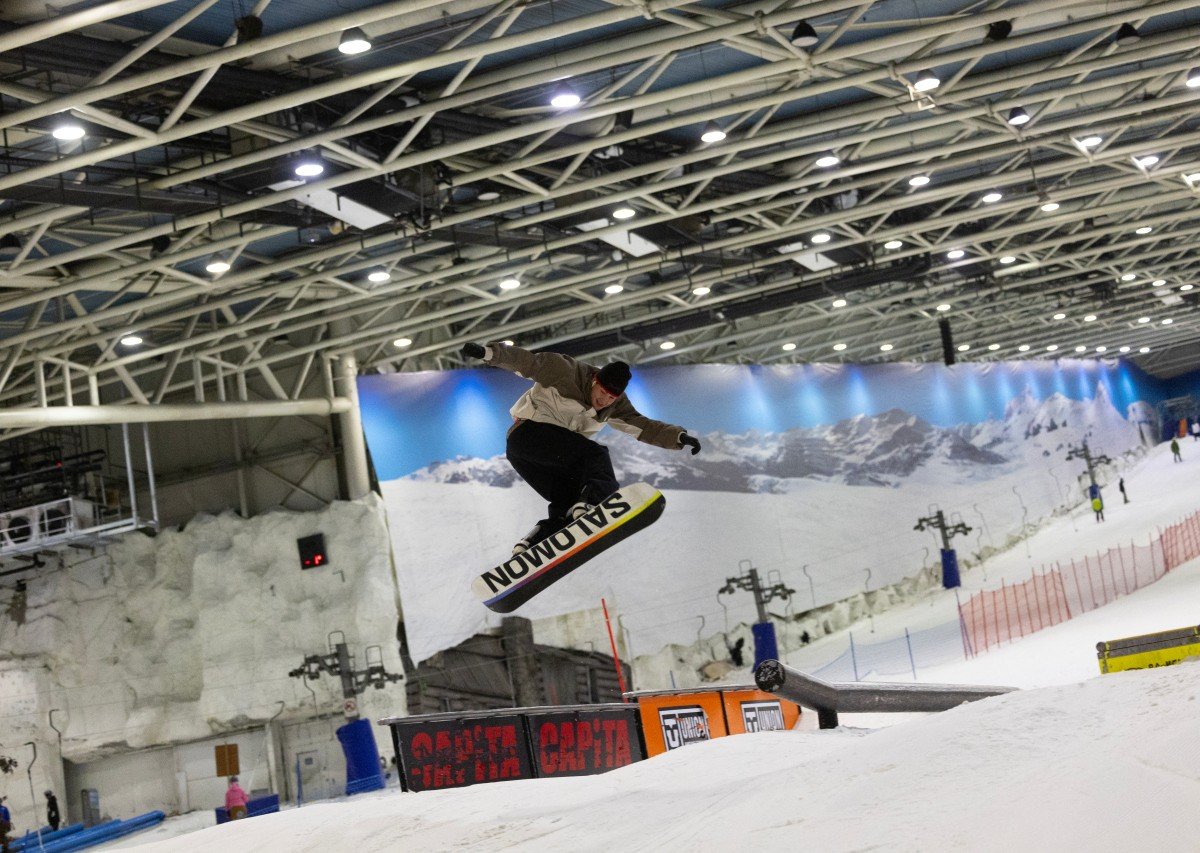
461,342,486,360
679,433,701,455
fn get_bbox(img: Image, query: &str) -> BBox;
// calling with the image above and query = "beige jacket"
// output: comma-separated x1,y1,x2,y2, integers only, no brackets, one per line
484,342,686,450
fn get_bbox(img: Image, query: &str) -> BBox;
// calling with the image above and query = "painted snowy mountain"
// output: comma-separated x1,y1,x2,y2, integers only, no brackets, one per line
403,383,1146,492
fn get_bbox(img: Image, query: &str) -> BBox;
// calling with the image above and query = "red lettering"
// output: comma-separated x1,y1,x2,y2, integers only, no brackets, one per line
538,722,558,774
576,721,593,770
500,725,520,778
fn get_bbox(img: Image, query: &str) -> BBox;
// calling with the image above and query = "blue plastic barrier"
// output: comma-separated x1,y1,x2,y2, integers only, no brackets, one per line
751,621,779,670
215,793,280,824
13,823,85,851
336,718,385,795
39,811,163,853
940,548,961,589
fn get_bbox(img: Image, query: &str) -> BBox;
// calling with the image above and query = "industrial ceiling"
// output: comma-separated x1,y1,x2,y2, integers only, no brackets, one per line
3,0,1200,426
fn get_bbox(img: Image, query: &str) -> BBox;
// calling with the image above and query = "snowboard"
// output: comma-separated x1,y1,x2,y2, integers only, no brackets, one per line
473,482,665,613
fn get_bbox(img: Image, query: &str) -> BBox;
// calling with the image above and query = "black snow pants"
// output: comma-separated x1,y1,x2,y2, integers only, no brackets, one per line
506,419,619,540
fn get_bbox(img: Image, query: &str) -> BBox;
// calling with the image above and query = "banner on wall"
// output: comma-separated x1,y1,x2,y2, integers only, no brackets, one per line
360,359,1163,664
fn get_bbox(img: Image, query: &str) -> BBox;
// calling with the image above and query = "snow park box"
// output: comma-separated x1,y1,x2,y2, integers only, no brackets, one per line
381,703,644,792
627,685,801,757
1097,625,1200,674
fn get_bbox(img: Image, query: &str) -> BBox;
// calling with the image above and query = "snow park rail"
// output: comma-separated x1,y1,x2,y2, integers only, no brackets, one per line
958,506,1200,656
753,659,1015,728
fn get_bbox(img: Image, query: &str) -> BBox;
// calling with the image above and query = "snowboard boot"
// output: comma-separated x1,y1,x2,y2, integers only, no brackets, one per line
511,517,565,557
567,501,593,521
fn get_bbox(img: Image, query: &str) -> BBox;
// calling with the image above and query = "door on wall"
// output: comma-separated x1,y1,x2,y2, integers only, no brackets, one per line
281,718,346,804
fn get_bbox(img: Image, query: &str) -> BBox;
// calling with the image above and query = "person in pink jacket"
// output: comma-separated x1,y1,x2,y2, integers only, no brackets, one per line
225,776,250,820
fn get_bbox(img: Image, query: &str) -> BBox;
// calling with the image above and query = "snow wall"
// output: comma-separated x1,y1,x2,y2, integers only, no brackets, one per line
359,358,1164,665
0,496,403,828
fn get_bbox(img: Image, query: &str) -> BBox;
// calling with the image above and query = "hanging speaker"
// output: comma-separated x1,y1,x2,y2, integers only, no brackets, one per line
939,318,956,366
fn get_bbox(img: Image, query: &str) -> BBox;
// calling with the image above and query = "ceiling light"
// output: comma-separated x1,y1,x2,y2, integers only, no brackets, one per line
831,298,847,308
908,174,930,187
612,205,636,220
604,284,624,295
832,343,847,351
338,27,372,54
1084,314,1097,322
1053,312,1066,320
293,154,325,178
1096,346,1107,353
981,190,1003,203
999,255,1017,264
51,119,85,141
367,270,390,283
936,303,952,312
1007,107,1030,126
1018,344,1030,352
914,69,940,92
393,337,412,348
880,343,894,352
946,249,965,260
1120,273,1137,281
660,341,676,350
1152,279,1166,287
1162,318,1174,324
550,86,581,109
478,190,500,201
987,343,1000,351
1139,346,1150,353
205,258,230,274
1135,154,1159,168
501,339,515,346
1120,346,1130,353
986,21,1013,41
790,20,819,47
1186,173,1200,183
1079,135,1103,148
499,277,521,290
119,334,143,347
1135,226,1153,234
811,232,832,244
1138,316,1150,323
692,286,711,296
1188,68,1200,88
1046,344,1059,351
1181,284,1194,291
1114,22,1140,46
1039,198,1060,212
815,152,840,168
700,122,727,144
782,342,797,352
884,239,903,250
1074,345,1088,353
957,344,970,352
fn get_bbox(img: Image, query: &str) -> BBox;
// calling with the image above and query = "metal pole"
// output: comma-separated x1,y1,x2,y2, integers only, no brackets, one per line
141,423,158,530
24,742,44,852
122,424,138,523
335,356,371,500
849,632,859,682
904,628,917,680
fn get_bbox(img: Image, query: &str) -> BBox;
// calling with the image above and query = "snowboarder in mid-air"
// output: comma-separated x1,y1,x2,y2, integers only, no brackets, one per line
461,341,701,556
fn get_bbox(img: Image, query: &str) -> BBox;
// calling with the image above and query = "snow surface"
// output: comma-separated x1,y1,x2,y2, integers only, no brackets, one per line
116,441,1200,852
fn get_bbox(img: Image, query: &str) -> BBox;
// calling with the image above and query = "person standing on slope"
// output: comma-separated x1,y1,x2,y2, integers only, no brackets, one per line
461,341,701,555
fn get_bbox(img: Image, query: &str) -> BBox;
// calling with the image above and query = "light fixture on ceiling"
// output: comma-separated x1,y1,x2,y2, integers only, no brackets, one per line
660,341,676,350
1018,344,1030,352
957,344,970,352
604,284,624,294
936,303,951,312
884,239,903,249
499,277,521,290
700,122,727,144
1137,316,1150,323
338,27,372,55
1162,318,1174,325
946,249,965,260
393,337,413,348
1135,225,1153,234
612,205,636,220
692,286,711,296
1151,279,1166,287
999,255,1017,264
811,232,832,244
51,118,86,141
832,343,847,351
1135,154,1160,168
1120,273,1137,281
1139,346,1150,353
501,339,515,346
815,152,840,168
1186,173,1200,183
1114,22,1140,46
1096,346,1107,353
1187,68,1200,88
782,342,797,351
831,298,847,308
119,334,143,347
477,190,500,202
790,20,819,48
1074,345,1087,353
1181,284,1194,291
908,174,930,187
1053,312,1066,320
913,69,940,92
986,20,1013,41
1079,135,1103,148
987,343,1000,351
550,85,581,109
205,257,231,274
1038,192,1060,212
1084,314,1097,322
1046,344,1059,351
880,343,894,352
1007,107,1030,126
367,270,390,283
1119,346,1131,353
293,153,325,178
981,190,1003,203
